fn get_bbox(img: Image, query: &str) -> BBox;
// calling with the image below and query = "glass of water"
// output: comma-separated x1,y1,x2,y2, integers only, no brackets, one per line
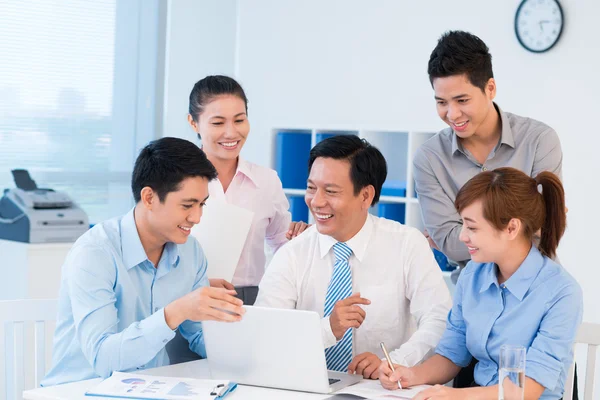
498,344,526,400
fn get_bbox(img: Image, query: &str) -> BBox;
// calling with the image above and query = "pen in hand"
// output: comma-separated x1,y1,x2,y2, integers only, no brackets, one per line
380,342,402,389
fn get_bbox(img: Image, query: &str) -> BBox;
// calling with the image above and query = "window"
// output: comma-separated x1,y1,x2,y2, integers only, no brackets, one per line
0,0,162,223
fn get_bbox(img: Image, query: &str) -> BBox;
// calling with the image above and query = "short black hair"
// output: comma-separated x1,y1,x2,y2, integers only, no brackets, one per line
308,135,387,206
189,75,248,122
131,137,217,203
428,30,493,92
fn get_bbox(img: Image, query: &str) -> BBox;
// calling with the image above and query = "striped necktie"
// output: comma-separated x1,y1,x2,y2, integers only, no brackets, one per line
324,242,353,372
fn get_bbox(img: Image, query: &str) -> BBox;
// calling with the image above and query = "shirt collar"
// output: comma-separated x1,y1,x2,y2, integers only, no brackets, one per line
502,245,544,301
479,245,544,301
451,102,515,155
120,208,180,271
451,130,463,155
236,157,259,188
162,242,181,271
317,214,374,262
479,262,498,294
496,103,515,149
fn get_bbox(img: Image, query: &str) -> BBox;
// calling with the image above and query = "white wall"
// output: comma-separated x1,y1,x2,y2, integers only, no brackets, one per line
234,0,600,325
162,0,237,140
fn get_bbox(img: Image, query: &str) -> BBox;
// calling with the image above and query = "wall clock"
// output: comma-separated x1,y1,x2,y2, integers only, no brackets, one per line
515,0,564,53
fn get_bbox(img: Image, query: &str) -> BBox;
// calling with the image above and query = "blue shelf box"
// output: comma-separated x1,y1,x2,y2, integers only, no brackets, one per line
288,195,309,223
276,131,311,189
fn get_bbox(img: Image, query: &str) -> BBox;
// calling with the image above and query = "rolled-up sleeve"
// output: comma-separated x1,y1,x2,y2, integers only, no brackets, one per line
435,272,472,368
525,282,583,391
178,241,210,358
68,246,176,378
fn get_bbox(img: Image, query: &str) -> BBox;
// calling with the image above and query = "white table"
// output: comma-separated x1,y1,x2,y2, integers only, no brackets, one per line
22,360,332,400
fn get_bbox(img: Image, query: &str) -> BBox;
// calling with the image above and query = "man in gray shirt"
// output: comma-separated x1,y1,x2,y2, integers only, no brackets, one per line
414,31,562,272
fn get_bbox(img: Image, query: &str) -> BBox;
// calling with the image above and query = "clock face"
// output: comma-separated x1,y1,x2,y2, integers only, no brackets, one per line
515,0,564,53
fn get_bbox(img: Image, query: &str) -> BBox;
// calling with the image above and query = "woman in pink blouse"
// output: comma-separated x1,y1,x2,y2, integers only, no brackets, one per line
187,75,309,305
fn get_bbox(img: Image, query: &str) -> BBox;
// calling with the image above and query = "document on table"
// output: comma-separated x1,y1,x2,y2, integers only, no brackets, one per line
191,199,254,281
85,371,228,400
334,379,431,399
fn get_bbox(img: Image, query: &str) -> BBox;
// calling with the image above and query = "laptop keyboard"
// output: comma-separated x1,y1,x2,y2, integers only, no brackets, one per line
328,378,341,385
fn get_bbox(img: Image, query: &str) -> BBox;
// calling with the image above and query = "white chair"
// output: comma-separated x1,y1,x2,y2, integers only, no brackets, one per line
564,322,600,400
0,299,58,400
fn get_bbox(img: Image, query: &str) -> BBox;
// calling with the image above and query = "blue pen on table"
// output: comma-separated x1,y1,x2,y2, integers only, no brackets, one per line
380,342,402,389
213,382,237,399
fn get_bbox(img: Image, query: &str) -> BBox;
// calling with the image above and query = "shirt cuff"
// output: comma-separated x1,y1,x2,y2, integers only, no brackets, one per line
389,347,416,367
434,328,471,368
435,344,471,368
388,354,407,366
321,316,338,349
525,347,563,391
144,308,177,350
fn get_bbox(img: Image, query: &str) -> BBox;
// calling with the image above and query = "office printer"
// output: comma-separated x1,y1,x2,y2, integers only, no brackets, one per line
0,169,89,243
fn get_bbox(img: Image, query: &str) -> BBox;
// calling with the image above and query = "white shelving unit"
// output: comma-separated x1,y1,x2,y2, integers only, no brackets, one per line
274,127,436,231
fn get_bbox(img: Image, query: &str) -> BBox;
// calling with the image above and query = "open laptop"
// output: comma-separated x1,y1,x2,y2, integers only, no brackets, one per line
203,306,363,394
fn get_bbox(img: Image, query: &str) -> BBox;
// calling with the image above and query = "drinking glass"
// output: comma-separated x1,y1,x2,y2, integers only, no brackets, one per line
498,344,526,400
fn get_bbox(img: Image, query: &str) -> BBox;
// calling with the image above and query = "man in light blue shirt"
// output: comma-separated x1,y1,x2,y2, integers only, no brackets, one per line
42,137,245,386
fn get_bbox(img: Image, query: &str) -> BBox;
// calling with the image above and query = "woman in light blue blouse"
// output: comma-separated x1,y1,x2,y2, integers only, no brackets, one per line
379,167,583,400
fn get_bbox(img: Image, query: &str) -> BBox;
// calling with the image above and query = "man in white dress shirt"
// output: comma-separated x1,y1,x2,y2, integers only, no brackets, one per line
255,135,452,379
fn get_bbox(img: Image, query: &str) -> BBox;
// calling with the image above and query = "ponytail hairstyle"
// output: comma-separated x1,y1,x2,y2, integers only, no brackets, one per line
535,171,566,259
455,167,566,258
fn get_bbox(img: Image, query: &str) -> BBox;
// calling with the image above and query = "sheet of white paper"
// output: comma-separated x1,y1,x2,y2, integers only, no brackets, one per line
191,199,254,282
85,371,227,400
337,380,431,399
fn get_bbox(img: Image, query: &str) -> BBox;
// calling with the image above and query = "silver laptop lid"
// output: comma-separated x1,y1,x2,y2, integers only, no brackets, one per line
203,306,332,393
